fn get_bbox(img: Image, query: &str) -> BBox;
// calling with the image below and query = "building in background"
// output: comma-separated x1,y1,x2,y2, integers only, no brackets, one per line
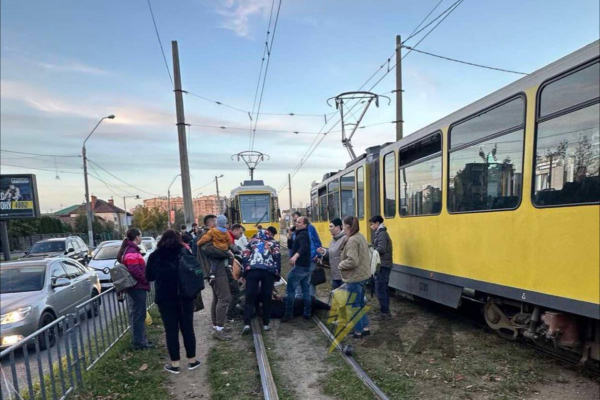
53,196,132,234
143,195,226,218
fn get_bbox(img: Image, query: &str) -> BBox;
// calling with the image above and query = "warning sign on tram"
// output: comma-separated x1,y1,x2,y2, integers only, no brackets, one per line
0,174,41,220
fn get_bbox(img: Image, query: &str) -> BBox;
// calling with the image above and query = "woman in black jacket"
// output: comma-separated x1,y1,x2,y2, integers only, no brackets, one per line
146,230,201,374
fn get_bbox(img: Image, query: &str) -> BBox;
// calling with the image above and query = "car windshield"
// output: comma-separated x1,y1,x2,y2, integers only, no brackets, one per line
239,194,271,224
142,241,154,250
0,265,46,293
93,246,120,260
30,241,65,254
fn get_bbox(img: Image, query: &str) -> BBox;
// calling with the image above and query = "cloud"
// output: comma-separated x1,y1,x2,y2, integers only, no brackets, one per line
37,60,109,75
216,0,274,37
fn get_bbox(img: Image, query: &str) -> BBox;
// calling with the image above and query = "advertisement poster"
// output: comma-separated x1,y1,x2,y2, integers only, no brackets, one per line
0,174,41,220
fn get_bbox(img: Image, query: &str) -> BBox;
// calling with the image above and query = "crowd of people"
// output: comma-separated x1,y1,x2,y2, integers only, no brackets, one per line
114,211,394,373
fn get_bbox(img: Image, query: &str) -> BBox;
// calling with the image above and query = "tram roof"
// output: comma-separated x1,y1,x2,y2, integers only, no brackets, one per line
381,40,600,154
230,180,277,196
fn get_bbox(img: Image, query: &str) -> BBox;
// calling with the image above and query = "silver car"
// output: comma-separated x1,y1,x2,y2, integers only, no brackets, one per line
87,242,149,291
0,258,101,350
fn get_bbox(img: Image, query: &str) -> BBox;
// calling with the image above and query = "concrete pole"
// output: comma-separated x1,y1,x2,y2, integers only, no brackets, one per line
396,35,404,141
215,176,221,214
172,41,194,228
82,146,94,247
167,190,171,228
1,221,10,261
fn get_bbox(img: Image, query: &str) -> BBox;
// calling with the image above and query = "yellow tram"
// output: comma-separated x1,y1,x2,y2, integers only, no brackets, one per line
309,41,599,363
227,180,280,240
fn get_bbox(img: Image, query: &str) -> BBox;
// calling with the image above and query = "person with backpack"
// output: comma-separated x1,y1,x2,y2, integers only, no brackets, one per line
146,230,202,374
369,215,393,321
116,228,152,350
241,227,281,334
337,216,372,339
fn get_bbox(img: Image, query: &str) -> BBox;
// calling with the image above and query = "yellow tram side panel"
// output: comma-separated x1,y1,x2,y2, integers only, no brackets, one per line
384,86,600,306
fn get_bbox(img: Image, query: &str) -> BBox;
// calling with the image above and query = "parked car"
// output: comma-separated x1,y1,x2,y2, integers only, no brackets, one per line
0,258,101,350
21,237,90,265
90,240,121,258
87,242,149,291
141,237,157,254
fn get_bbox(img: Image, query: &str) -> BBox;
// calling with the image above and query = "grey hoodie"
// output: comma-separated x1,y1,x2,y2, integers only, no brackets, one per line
325,231,347,281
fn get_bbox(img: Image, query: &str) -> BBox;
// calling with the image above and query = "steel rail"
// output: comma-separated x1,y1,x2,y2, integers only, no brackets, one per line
251,317,279,400
312,316,390,400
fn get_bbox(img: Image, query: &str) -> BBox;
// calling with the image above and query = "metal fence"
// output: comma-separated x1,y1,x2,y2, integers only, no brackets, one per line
0,285,155,400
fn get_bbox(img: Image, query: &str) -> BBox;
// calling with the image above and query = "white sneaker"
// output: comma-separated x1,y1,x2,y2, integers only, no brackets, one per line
263,325,271,331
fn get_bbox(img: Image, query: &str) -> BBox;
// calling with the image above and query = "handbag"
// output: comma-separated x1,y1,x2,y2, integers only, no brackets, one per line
311,266,327,286
110,262,137,292
194,294,205,312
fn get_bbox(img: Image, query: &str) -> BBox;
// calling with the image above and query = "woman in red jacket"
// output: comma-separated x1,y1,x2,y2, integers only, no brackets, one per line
117,228,152,350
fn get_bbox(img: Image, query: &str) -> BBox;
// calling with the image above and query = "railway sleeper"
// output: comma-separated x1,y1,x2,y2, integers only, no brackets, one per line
483,296,600,366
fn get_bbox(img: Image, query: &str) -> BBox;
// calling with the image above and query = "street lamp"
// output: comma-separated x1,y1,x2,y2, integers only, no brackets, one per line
122,195,140,235
215,175,224,214
82,114,115,247
167,174,181,228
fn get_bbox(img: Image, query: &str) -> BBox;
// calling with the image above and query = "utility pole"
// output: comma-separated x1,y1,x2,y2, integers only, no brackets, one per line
167,174,180,229
1,221,10,261
395,35,404,141
215,175,222,214
288,174,293,230
172,41,194,228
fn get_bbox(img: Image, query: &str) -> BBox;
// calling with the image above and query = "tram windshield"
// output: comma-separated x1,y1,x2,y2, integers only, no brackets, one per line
239,194,271,224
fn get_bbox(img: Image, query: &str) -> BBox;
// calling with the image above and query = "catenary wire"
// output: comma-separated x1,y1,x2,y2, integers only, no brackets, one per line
406,0,446,42
146,0,174,87
403,0,463,43
401,46,528,75
87,159,162,197
0,163,82,175
88,163,138,198
251,0,284,151
1,149,80,158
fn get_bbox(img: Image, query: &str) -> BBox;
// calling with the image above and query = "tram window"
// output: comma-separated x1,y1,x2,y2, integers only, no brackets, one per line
311,191,319,222
328,180,340,220
238,194,271,224
450,97,524,149
383,152,397,217
534,81,599,206
340,171,356,218
400,157,442,216
357,167,365,219
449,130,524,212
540,62,599,118
318,186,327,221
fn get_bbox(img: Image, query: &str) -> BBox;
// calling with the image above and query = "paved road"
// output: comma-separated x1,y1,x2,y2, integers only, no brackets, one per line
1,290,131,399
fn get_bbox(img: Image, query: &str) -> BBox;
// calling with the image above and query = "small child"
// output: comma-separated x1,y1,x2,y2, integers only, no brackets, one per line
197,215,232,280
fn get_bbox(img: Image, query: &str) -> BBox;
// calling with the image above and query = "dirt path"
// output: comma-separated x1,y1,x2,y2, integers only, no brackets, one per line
164,288,214,399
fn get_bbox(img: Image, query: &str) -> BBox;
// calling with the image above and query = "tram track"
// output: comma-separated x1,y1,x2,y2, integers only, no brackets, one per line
250,317,279,400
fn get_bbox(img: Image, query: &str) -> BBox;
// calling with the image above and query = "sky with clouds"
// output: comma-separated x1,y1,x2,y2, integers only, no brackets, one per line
1,0,599,214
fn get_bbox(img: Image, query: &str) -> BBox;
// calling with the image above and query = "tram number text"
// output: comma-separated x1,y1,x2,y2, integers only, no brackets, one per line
419,282,429,293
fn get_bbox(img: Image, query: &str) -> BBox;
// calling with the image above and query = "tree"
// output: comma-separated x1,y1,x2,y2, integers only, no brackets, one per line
132,206,168,235
38,216,65,234
174,207,185,227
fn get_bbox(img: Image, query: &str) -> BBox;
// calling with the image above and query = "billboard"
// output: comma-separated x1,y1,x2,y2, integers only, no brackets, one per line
0,174,41,220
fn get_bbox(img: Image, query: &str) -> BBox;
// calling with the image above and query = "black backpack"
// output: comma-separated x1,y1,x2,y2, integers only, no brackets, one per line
178,248,205,299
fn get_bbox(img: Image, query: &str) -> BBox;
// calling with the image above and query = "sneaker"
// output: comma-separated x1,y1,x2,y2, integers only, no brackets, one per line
241,325,251,335
351,332,363,339
263,325,271,332
164,364,180,374
362,329,371,337
188,360,202,371
280,315,293,323
212,329,233,341
222,326,233,333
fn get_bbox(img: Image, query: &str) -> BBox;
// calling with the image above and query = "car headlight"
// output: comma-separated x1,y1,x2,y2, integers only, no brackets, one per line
0,306,33,325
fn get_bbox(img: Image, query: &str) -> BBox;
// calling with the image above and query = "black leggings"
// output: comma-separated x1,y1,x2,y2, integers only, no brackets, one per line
244,269,275,326
158,299,196,362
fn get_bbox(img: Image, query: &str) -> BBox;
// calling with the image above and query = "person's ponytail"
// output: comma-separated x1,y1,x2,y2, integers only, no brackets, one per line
117,228,141,262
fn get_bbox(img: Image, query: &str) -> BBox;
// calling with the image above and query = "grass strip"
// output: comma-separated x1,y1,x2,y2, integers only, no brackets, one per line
207,337,262,400
73,307,169,400
262,333,296,400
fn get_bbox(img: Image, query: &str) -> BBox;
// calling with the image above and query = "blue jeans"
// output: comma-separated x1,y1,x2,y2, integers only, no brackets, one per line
286,266,311,317
375,267,391,314
127,289,148,348
344,280,370,334
296,262,316,298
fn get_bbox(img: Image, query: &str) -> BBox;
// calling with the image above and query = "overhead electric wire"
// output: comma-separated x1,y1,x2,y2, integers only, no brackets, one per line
251,0,284,151
0,163,82,175
146,0,174,87
1,149,80,158
406,0,446,42
188,123,324,135
88,162,138,198
403,0,463,43
401,46,528,75
278,0,466,191
87,159,161,197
